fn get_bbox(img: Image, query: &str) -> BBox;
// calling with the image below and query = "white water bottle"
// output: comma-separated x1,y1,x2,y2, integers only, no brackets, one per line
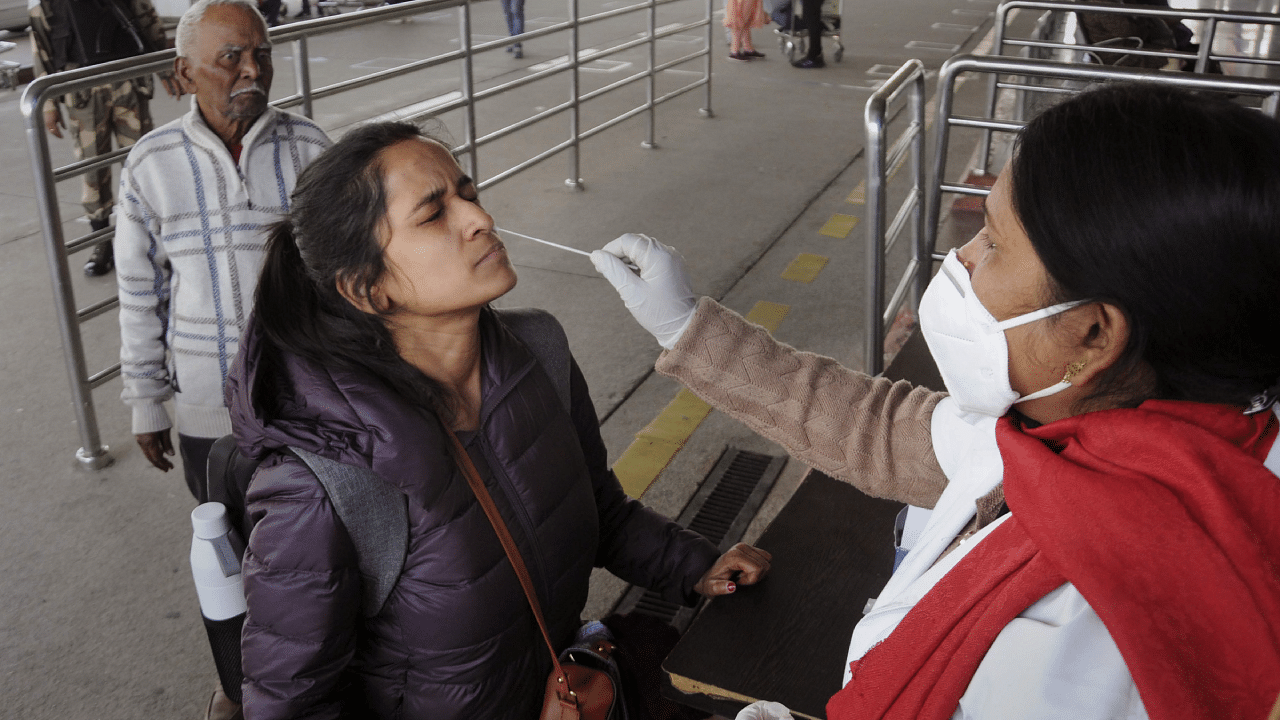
190,502,247,621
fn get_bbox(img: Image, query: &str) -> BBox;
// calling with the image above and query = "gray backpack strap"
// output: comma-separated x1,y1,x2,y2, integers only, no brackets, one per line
289,447,408,618
496,307,572,413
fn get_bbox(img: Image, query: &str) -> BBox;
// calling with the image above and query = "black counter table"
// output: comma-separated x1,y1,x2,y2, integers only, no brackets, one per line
659,330,943,719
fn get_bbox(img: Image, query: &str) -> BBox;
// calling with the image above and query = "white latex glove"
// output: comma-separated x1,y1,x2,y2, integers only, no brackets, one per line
590,233,697,350
735,701,796,720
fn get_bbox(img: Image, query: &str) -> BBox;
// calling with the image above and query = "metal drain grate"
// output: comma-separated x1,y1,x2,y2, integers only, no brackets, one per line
611,447,786,633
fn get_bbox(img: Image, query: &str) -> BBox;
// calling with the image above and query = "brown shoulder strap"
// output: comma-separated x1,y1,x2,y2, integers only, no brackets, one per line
444,429,578,707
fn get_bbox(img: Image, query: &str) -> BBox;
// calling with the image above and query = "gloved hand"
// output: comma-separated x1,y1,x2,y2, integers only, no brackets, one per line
590,233,697,350
735,701,796,720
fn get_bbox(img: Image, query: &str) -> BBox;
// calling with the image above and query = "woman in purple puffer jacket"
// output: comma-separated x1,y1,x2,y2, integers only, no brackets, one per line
223,121,771,719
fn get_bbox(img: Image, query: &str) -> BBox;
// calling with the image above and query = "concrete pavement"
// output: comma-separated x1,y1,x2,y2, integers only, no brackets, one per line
0,0,1000,715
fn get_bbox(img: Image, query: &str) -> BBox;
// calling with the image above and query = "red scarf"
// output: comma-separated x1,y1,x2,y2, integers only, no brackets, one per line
828,400,1280,720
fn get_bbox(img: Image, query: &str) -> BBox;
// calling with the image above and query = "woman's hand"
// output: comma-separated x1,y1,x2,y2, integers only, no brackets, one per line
590,233,697,350
694,542,772,596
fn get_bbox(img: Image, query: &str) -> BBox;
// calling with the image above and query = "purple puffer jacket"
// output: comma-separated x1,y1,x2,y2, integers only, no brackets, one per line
225,308,720,720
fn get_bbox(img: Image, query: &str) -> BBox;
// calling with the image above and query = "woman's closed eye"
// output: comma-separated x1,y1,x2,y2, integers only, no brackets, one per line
419,206,442,225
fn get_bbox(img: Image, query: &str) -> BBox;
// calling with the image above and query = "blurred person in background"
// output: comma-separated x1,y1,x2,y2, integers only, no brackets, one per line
724,0,768,60
502,0,524,57
29,0,181,276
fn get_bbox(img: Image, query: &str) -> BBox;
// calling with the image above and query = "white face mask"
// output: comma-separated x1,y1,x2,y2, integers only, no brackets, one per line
918,249,1085,418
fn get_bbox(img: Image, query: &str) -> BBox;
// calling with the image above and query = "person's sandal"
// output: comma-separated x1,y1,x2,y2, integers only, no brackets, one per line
729,51,750,60
744,49,765,58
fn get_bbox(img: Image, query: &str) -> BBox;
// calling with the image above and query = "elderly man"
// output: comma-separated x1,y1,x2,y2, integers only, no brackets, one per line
115,0,330,506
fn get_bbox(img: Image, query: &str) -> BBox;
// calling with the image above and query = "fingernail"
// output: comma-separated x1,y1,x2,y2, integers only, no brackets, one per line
726,582,736,593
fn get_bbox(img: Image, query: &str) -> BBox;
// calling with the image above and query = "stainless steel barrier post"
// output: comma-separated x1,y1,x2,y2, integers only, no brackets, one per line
908,71,928,321
294,35,314,119
701,0,713,117
977,2,1014,176
460,0,479,182
25,102,111,470
1196,16,1218,74
20,62,174,469
643,0,658,148
863,59,925,376
566,0,584,189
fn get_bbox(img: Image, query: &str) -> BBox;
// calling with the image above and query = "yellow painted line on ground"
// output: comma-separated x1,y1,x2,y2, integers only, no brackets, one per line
780,253,829,284
744,300,790,332
614,390,713,498
819,213,860,239
847,181,866,205
612,300,791,498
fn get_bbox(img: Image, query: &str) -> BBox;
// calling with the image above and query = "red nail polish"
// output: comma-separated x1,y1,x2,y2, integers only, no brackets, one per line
726,582,736,593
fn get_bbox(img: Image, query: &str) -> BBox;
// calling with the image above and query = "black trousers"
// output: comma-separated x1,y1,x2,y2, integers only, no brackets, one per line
179,433,218,504
801,0,823,59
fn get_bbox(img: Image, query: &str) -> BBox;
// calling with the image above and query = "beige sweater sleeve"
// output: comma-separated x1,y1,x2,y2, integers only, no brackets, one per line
655,297,950,509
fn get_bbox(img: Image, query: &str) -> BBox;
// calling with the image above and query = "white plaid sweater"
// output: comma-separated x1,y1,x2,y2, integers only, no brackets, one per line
116,101,330,438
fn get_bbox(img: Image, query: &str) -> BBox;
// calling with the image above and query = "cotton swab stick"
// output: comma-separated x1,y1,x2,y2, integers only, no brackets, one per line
496,227,641,272
496,228,592,258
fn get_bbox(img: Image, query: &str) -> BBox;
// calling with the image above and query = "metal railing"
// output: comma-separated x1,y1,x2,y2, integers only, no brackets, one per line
977,0,1280,173
860,55,1280,360
21,0,715,469
861,59,926,376
929,54,1280,277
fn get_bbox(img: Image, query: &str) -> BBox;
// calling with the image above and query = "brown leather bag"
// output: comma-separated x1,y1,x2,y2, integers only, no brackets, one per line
446,430,622,720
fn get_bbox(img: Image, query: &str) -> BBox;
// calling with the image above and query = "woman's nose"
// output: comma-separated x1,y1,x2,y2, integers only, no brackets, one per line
459,202,494,240
956,235,981,275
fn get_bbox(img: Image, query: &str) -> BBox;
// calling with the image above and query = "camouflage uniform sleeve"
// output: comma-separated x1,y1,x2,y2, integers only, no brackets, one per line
28,0,69,112
28,1,54,83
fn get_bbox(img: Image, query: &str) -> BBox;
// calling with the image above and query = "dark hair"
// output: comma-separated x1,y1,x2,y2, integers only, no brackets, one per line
255,121,456,422
1011,83,1280,409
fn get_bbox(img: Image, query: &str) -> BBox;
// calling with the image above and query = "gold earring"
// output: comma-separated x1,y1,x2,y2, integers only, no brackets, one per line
1062,360,1086,384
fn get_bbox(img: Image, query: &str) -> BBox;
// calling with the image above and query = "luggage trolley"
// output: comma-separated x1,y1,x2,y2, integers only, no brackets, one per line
774,0,844,63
